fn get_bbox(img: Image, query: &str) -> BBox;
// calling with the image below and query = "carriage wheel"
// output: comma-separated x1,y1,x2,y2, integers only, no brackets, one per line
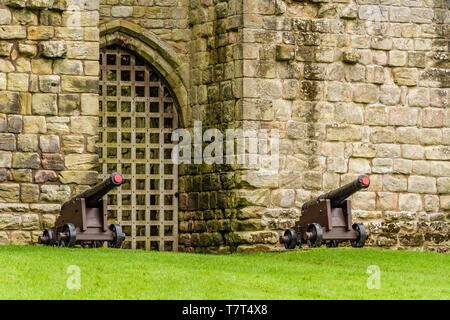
60,223,76,248
306,223,323,248
281,229,299,250
351,223,368,248
108,224,125,248
326,240,339,248
88,241,103,248
40,229,56,246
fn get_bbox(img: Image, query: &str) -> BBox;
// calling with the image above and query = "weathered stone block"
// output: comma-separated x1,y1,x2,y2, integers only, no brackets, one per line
389,51,407,67
327,125,362,141
237,189,270,207
373,158,392,174
408,176,436,194
7,115,22,134
383,175,407,192
231,219,266,232
441,195,450,210
34,170,58,184
0,92,21,114
61,76,98,93
27,0,53,10
59,171,98,185
408,52,425,68
353,84,378,103
0,231,8,244
111,6,133,18
23,116,46,134
302,171,322,189
429,89,447,108
399,233,424,247
7,73,28,91
70,116,97,135
10,231,31,244
365,105,387,125
18,44,37,57
21,184,39,203
17,134,38,152
271,189,295,208
62,135,84,154
64,154,98,170
9,169,32,182
40,135,60,153
282,80,299,100
40,40,67,58
6,0,26,8
422,109,444,128
349,158,371,174
39,75,60,93
31,59,52,74
408,87,429,107
41,214,56,229
276,44,295,61
327,156,347,173
42,153,64,170
32,94,57,115
326,81,352,102
0,25,26,39
0,133,16,151
388,107,418,126
80,94,99,115
239,170,279,189
230,231,278,245
335,103,363,124
66,42,99,60
40,184,71,203
424,146,450,160
0,183,20,202
392,68,418,86
0,213,20,230
371,37,392,50
393,159,412,175
370,127,395,144
0,42,13,58
58,94,79,115
28,26,54,40
12,152,40,169
53,59,83,75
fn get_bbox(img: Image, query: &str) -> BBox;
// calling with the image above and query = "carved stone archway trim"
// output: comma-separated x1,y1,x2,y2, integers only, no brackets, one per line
99,20,190,127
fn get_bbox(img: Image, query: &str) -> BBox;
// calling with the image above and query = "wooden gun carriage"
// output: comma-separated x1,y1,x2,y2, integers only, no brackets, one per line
280,175,370,249
39,173,126,248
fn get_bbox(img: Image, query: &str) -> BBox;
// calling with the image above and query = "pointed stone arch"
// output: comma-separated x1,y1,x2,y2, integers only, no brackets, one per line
99,20,190,127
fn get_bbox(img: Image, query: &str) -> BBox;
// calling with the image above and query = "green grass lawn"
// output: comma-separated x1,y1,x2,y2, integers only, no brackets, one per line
0,246,448,300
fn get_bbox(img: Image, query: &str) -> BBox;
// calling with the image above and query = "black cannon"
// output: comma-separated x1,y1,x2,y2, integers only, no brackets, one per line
280,175,370,249
39,173,126,248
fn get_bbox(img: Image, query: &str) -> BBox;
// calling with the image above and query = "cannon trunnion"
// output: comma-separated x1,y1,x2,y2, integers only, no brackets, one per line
280,175,370,249
39,173,126,248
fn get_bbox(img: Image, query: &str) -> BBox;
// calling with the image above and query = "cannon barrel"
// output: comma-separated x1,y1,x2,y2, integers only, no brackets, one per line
301,175,370,211
62,173,123,209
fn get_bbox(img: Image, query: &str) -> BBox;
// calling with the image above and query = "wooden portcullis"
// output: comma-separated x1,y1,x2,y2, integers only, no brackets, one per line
280,175,370,249
39,173,126,248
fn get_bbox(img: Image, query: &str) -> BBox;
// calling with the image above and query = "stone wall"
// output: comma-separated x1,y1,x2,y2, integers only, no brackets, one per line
177,0,244,254
98,1,246,253
0,0,448,253
231,0,449,252
0,0,100,245
99,0,190,55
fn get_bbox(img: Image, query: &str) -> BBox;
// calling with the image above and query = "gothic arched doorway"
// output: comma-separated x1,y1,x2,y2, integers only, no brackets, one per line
98,45,178,251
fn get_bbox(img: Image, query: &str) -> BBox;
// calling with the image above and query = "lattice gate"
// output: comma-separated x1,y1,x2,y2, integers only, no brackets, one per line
98,45,178,251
